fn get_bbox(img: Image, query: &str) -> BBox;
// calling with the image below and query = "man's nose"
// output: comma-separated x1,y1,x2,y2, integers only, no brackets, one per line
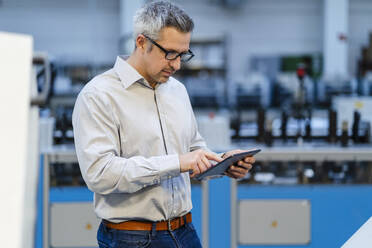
169,56,181,71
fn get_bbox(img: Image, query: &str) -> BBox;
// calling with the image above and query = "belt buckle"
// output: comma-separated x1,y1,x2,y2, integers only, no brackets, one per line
167,219,173,231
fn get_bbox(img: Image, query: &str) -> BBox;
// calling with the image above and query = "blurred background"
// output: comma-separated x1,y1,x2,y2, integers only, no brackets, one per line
1,0,372,247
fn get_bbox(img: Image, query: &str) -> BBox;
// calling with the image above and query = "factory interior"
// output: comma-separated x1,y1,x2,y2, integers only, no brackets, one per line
2,0,372,247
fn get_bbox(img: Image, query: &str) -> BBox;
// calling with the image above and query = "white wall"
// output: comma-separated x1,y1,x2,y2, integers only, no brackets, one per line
0,0,120,64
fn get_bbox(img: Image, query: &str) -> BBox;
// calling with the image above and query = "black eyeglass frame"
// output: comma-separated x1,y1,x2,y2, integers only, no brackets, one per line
142,34,194,62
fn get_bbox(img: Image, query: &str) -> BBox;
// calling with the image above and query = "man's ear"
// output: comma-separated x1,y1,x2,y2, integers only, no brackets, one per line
135,35,146,52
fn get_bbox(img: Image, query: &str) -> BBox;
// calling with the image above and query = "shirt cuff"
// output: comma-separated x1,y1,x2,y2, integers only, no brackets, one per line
157,154,180,180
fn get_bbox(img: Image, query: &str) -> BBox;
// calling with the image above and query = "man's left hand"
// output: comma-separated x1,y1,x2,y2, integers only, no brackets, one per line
222,149,256,179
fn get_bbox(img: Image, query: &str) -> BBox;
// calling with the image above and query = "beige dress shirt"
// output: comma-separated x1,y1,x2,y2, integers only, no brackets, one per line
72,55,208,223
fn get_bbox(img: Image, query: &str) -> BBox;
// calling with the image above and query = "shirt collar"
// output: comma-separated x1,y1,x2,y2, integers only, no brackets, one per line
113,55,148,89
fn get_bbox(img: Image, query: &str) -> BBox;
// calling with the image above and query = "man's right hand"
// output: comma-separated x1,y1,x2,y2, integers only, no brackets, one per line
179,149,223,178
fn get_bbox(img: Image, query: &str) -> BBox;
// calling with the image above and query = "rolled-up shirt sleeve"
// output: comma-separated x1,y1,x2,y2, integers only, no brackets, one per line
72,91,180,195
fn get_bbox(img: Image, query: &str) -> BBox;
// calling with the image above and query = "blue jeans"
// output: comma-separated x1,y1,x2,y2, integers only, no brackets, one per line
97,221,202,248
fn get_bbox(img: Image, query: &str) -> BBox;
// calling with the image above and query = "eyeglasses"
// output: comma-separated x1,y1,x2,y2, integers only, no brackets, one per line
143,34,194,62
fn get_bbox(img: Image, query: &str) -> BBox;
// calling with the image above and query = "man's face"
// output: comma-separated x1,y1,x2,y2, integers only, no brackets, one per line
141,27,191,85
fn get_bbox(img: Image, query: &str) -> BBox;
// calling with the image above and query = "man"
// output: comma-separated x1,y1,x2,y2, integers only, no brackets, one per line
72,1,255,247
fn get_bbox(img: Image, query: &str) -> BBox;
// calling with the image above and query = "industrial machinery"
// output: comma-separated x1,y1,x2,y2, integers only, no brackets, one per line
177,35,228,108
358,32,372,78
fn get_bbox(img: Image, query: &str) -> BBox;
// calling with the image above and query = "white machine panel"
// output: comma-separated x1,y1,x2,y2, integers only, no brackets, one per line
196,114,231,150
51,202,100,247
238,199,311,245
333,96,372,129
0,32,34,248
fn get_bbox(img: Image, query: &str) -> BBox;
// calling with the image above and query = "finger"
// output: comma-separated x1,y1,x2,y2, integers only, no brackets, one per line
194,164,201,174
225,171,237,179
229,165,248,174
225,170,244,179
230,171,245,179
228,166,246,176
223,150,238,158
204,151,223,163
244,157,255,163
230,149,244,156
201,155,212,169
236,161,253,170
191,164,200,177
197,159,208,173
222,151,231,159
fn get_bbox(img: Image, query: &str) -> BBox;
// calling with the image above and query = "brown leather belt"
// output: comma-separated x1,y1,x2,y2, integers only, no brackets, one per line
103,213,192,231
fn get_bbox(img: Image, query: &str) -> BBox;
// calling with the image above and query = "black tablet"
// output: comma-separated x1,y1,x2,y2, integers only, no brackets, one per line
195,148,261,181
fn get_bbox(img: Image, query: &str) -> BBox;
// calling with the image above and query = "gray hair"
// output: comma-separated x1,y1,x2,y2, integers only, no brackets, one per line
133,1,194,41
